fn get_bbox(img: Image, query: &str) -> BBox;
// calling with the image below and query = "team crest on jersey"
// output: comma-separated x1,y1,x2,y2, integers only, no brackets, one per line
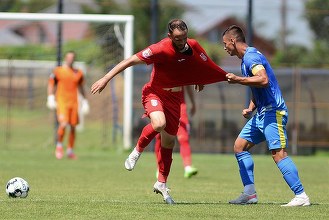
151,99,158,106
142,48,153,58
200,53,207,61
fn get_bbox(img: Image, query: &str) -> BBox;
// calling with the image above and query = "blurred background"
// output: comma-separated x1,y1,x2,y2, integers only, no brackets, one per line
0,0,328,155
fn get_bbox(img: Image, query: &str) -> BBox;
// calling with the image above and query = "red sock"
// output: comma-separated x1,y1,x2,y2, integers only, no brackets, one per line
157,147,173,183
178,136,192,167
136,123,158,152
154,134,161,163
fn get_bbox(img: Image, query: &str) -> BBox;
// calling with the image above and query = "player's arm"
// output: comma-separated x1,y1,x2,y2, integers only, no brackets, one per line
185,85,196,117
226,64,269,88
242,97,256,119
91,55,144,94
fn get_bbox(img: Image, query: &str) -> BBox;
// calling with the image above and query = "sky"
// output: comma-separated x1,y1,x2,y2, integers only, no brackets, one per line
177,0,314,48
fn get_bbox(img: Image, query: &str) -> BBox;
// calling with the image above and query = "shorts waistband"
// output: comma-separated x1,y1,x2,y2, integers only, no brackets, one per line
162,86,182,92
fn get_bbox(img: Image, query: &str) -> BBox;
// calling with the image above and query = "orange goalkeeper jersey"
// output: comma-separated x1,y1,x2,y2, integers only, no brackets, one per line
49,66,84,106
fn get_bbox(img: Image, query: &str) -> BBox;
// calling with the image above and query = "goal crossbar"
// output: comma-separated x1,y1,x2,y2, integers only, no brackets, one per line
0,12,134,149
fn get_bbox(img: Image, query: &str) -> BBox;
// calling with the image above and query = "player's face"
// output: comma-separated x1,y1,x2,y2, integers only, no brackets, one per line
222,35,236,56
65,52,75,67
168,29,188,51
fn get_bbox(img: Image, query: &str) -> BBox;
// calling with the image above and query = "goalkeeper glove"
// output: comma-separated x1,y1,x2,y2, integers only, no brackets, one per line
81,99,90,115
46,95,57,110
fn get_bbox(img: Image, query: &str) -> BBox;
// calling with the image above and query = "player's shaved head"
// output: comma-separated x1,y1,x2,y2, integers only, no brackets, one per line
223,25,246,43
168,19,188,34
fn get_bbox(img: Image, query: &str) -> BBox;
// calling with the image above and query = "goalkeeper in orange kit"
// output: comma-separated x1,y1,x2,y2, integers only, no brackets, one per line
47,51,89,159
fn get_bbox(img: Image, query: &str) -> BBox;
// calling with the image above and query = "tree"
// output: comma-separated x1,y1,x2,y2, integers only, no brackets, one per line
305,0,329,43
125,0,185,52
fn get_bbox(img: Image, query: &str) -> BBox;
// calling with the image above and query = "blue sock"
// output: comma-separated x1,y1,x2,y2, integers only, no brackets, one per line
277,157,304,195
235,151,254,186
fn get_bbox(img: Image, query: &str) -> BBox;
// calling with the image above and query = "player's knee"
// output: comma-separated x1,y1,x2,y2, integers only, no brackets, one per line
151,120,166,132
161,137,175,148
233,141,244,154
271,148,287,163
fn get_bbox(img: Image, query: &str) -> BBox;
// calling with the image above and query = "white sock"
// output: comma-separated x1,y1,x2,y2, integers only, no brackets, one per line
185,166,192,172
132,147,141,155
67,148,73,155
157,181,166,188
244,184,256,195
296,192,307,198
56,142,63,148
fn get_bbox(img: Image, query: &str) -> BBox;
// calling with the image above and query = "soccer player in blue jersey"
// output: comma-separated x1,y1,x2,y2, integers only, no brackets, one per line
222,25,310,207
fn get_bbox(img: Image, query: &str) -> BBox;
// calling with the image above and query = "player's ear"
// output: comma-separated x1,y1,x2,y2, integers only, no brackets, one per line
230,37,235,45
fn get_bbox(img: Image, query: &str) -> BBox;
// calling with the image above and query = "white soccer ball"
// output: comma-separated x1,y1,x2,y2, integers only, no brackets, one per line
5,177,30,198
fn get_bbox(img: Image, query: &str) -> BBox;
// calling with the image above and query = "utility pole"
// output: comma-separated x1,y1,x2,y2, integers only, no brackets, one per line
280,0,287,52
150,0,158,44
57,0,63,66
54,0,63,144
245,0,253,107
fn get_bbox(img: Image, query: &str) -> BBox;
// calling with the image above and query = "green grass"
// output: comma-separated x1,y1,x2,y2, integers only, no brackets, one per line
0,147,328,220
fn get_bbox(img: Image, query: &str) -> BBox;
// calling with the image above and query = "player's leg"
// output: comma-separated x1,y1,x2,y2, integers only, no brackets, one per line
67,125,77,159
55,103,68,159
229,117,263,204
66,106,78,159
125,111,165,171
272,149,310,206
229,137,258,204
154,134,161,177
177,118,198,178
153,130,175,204
265,111,310,206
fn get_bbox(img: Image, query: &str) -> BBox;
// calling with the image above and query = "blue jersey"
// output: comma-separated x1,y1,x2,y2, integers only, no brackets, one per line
241,47,287,114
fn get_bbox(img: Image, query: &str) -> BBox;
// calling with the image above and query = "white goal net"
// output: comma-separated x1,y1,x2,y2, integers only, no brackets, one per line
0,12,134,150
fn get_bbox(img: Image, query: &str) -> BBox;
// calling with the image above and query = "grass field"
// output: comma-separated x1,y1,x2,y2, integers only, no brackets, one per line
0,146,328,220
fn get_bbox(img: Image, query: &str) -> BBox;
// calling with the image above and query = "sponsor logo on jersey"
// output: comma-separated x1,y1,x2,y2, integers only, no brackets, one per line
200,53,207,61
142,48,152,58
271,140,279,145
151,99,158,106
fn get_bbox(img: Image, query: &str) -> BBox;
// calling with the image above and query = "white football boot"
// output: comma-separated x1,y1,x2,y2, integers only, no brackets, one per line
281,193,310,207
153,181,175,204
124,148,141,171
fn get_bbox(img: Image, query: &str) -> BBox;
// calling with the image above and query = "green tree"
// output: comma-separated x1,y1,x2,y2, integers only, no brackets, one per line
305,0,329,43
125,0,185,52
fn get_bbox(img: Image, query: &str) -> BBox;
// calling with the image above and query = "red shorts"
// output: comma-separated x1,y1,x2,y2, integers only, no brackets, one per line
142,83,183,135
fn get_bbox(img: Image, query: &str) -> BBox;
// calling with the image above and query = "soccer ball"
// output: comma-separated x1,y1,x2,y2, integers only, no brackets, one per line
5,177,30,198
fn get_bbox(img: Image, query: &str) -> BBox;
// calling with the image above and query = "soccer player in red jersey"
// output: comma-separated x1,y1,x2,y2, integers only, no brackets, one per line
154,86,198,178
91,19,227,204
47,51,89,160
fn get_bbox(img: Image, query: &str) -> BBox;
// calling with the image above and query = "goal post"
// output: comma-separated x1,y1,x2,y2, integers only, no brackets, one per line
0,12,134,150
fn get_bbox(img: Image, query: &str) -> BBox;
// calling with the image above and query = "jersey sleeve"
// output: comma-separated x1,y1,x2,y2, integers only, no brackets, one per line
136,43,163,65
244,52,263,73
48,67,58,85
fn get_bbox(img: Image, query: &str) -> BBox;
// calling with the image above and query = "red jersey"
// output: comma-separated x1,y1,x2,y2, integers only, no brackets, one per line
136,38,227,88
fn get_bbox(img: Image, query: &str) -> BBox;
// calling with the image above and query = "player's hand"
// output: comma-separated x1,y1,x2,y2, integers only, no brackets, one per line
81,99,90,115
194,84,204,92
91,78,108,94
226,73,238,84
46,94,57,110
242,108,253,119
